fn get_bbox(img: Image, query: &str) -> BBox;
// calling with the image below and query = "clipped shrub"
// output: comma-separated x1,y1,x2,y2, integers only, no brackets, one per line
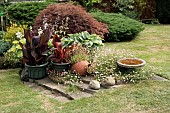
34,3,108,38
2,22,26,43
0,40,11,56
91,11,144,41
156,0,170,24
7,2,51,25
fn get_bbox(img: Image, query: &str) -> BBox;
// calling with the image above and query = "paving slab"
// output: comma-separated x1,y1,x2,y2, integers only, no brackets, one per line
68,91,92,100
75,82,100,94
151,75,169,81
35,77,74,100
24,81,70,102
35,77,94,100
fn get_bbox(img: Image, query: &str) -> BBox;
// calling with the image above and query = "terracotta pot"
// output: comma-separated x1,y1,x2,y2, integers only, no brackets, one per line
71,60,90,76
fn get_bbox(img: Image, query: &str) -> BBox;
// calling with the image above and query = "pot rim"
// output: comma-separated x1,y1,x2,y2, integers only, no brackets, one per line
51,61,70,65
25,62,49,68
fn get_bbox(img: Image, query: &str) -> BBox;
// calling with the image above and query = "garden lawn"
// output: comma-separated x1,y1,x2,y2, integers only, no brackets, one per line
105,24,170,79
0,69,169,113
0,25,170,113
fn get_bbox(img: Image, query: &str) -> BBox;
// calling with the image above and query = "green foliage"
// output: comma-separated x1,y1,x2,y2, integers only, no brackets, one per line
62,31,104,63
113,0,139,19
3,38,26,68
0,40,10,56
91,11,144,41
75,0,102,10
134,0,147,18
2,23,25,43
156,0,170,24
7,2,51,25
62,31,104,49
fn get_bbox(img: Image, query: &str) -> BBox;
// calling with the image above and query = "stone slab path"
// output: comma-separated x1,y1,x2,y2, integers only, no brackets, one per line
24,74,169,102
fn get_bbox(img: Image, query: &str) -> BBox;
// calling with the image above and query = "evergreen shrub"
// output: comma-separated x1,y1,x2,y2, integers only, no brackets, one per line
7,2,51,25
91,11,144,41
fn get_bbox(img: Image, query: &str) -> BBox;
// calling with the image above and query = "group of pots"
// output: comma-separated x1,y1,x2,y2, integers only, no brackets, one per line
25,60,90,80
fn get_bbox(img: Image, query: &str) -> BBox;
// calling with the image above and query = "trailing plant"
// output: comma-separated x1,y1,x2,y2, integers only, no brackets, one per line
0,40,10,56
34,3,108,39
91,11,144,41
19,28,52,65
7,2,51,25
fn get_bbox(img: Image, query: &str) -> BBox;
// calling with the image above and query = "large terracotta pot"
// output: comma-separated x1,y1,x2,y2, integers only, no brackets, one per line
71,60,90,76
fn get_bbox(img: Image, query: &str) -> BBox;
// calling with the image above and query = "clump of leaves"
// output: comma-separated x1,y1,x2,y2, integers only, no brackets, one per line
19,28,52,65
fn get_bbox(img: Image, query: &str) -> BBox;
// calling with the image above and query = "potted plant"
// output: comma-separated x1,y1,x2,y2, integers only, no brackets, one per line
48,35,72,73
19,28,52,79
61,31,104,76
70,45,90,76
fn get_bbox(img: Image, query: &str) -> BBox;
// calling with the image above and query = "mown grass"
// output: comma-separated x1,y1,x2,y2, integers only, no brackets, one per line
105,24,170,79
0,69,169,113
0,25,170,113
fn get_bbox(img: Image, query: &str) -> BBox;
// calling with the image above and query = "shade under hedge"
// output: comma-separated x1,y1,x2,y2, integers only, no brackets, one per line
91,12,144,42
156,0,170,24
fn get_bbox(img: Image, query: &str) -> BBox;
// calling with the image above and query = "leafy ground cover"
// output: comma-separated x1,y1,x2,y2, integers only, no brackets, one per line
0,25,170,112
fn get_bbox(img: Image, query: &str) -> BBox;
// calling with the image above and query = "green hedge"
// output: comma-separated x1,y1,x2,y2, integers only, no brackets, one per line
156,0,170,24
7,2,51,25
91,12,144,41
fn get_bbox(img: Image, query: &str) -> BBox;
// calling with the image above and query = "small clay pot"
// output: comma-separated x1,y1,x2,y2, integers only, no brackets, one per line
71,60,90,76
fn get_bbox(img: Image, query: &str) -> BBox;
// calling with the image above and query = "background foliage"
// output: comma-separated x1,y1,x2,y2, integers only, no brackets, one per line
7,2,51,25
91,11,144,41
2,23,25,44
